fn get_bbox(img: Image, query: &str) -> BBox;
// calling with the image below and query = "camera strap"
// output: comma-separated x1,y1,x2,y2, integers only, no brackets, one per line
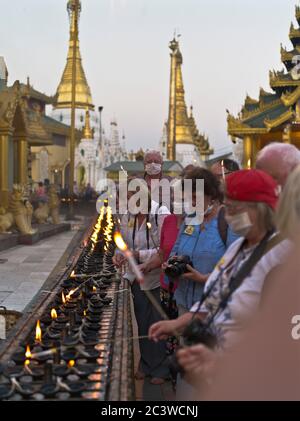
197,230,282,329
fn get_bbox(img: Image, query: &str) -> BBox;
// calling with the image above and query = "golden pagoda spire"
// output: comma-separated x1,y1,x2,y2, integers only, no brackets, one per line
82,109,93,139
54,0,94,110
166,37,212,160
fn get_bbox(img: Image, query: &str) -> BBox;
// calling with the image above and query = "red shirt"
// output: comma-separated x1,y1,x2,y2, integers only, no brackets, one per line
160,214,180,291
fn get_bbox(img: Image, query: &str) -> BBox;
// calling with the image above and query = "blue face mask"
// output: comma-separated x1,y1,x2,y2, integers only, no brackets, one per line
184,204,214,225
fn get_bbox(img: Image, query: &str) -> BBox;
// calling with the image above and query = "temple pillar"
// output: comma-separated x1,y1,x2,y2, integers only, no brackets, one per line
14,136,28,185
251,136,258,167
243,135,253,169
0,132,10,208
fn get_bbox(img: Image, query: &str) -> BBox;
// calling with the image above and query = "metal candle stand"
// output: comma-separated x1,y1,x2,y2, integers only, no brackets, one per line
0,206,134,401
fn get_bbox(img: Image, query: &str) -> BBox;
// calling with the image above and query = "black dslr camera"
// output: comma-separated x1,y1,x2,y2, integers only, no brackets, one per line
164,255,193,279
169,318,218,379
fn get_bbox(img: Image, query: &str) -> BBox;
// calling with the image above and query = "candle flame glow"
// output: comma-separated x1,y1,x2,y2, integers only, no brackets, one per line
51,308,58,320
247,159,252,169
25,345,32,359
68,360,75,368
35,320,42,343
114,232,128,252
70,270,75,278
62,291,66,304
146,222,152,230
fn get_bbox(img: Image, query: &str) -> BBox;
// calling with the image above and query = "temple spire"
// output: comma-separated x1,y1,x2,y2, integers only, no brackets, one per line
54,0,94,110
166,37,212,161
82,109,93,139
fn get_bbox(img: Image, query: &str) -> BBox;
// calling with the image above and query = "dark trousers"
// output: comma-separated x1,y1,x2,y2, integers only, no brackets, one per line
131,282,169,378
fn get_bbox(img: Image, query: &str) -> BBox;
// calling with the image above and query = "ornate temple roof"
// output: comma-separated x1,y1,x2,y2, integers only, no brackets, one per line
166,37,213,159
0,80,77,145
54,0,94,110
227,5,300,138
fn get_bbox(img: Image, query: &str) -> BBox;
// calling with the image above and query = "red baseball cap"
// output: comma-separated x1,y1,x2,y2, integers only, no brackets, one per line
226,169,279,210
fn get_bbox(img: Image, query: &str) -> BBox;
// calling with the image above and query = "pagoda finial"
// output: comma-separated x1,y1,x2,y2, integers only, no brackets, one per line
82,109,93,139
54,0,94,110
166,36,212,160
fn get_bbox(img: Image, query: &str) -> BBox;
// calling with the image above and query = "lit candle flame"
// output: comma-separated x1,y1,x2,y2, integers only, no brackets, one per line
146,222,152,230
83,309,87,317
114,232,128,252
92,286,97,292
62,291,66,304
68,360,75,368
35,320,42,343
66,289,76,300
51,308,58,320
221,160,226,181
25,345,32,359
247,158,252,169
70,270,75,278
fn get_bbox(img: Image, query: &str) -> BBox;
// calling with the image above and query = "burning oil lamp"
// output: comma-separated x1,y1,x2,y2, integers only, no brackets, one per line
62,291,66,305
35,320,42,344
51,308,58,320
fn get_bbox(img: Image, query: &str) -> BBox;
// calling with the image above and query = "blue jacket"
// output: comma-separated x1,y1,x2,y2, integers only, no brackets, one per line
171,216,239,310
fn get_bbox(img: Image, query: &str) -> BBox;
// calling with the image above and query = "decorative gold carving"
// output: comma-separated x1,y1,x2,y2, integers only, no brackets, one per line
289,22,300,41
48,185,61,225
264,108,295,130
244,95,258,106
281,86,300,106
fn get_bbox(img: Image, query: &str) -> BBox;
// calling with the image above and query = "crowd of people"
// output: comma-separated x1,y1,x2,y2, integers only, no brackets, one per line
31,180,96,204
112,143,300,399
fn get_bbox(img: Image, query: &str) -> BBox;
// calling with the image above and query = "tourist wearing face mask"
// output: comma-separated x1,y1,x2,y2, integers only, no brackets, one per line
166,168,239,316
143,150,172,209
149,170,283,357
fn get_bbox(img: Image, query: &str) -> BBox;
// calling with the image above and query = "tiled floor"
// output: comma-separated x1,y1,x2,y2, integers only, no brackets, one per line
0,230,77,313
131,297,176,401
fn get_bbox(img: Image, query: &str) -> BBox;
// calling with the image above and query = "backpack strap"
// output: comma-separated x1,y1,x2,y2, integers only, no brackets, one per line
217,206,228,247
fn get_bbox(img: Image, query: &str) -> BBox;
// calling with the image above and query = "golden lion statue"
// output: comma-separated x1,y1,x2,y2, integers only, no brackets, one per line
8,184,36,235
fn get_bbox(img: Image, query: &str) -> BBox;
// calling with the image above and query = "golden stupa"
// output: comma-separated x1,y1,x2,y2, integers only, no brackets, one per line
54,0,94,110
167,37,213,161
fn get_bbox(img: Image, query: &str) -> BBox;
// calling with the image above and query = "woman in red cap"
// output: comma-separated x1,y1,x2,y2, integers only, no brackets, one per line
149,169,289,394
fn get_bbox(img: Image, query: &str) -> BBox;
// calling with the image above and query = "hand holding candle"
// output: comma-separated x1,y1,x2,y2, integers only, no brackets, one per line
113,231,144,283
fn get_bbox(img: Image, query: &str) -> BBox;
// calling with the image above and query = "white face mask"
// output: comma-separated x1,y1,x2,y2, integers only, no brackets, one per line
225,211,253,237
145,163,162,176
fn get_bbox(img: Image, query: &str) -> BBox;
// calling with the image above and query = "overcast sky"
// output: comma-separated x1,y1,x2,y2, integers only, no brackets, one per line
0,0,297,152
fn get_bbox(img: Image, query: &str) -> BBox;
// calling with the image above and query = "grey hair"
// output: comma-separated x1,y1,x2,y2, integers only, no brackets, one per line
257,142,300,172
276,165,300,239
254,202,275,233
144,150,163,163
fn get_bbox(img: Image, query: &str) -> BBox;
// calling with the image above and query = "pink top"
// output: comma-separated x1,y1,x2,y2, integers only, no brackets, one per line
160,214,180,291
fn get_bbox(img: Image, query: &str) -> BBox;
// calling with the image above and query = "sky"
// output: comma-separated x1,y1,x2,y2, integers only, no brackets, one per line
0,0,298,153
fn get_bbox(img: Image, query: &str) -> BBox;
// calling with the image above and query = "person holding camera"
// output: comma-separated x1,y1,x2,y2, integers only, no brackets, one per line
168,167,238,316
113,177,170,385
149,169,289,394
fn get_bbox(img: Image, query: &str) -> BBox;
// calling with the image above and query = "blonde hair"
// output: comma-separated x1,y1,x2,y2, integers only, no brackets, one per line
276,165,300,239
